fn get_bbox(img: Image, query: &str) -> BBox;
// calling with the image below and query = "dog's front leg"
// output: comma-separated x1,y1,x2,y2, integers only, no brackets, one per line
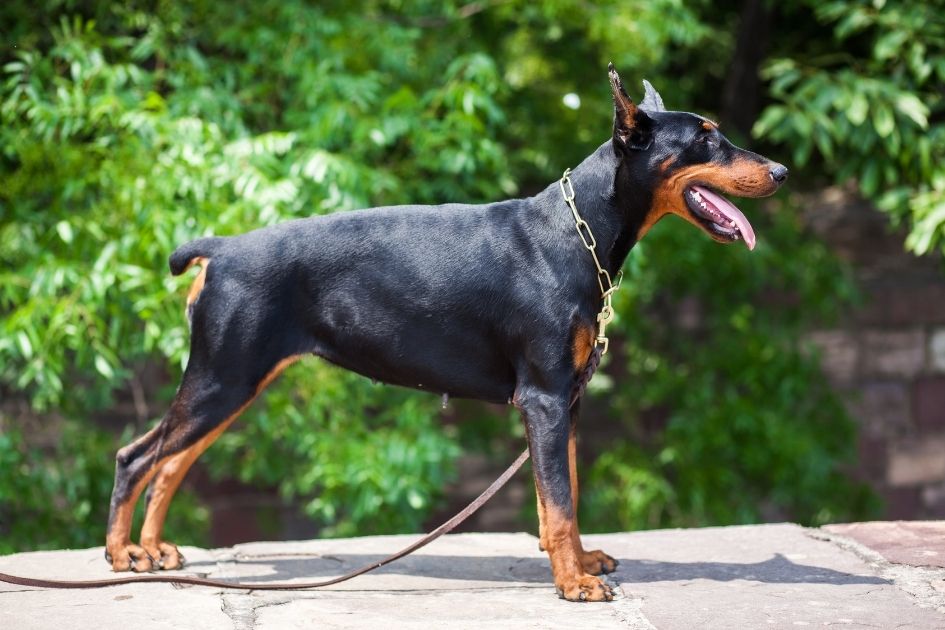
519,387,614,602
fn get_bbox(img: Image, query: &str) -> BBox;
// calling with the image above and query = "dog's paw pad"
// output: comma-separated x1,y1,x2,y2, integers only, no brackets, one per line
556,574,614,602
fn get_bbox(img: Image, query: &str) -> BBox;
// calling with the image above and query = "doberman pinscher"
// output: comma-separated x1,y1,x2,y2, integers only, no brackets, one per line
105,64,787,602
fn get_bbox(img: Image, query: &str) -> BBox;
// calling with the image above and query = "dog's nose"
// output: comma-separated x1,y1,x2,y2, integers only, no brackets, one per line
769,164,789,184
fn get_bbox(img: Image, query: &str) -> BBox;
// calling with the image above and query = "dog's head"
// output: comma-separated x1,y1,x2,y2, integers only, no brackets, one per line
607,64,787,250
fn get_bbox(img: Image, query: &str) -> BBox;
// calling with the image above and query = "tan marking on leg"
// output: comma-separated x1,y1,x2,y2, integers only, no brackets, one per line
106,421,171,570
572,324,595,371
536,493,548,552
139,449,199,569
569,422,617,575
106,463,166,572
137,354,302,569
542,502,613,602
569,426,580,511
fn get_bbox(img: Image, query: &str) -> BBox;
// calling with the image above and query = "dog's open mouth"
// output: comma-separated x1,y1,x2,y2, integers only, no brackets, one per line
684,185,756,251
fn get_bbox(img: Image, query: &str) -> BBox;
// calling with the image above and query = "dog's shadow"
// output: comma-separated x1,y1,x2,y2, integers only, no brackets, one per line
185,552,888,586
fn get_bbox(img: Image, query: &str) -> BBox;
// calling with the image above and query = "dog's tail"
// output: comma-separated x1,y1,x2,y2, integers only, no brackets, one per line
169,237,225,275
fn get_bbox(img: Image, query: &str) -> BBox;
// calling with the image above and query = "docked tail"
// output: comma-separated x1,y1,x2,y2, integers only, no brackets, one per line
169,237,224,275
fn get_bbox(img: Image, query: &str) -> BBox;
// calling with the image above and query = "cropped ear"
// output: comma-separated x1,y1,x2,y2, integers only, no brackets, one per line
608,63,653,151
640,79,666,112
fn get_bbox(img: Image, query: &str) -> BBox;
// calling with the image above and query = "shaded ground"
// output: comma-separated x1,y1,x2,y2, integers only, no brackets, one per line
2,523,944,629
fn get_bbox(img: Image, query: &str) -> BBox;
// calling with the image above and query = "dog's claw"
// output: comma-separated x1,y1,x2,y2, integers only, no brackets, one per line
130,551,155,573
140,541,184,571
580,549,618,575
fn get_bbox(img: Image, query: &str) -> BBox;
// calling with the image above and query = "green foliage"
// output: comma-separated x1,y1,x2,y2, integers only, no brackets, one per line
1,0,887,552
754,0,945,255
582,206,878,530
205,362,460,537
0,420,208,554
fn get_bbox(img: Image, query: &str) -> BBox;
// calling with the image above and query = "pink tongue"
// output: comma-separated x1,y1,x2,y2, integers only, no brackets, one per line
692,185,756,251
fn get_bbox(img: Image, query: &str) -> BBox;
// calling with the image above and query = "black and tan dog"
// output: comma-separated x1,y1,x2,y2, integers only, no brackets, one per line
105,64,787,602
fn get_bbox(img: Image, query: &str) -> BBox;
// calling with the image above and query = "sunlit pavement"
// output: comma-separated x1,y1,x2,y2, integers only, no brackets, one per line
2,524,944,629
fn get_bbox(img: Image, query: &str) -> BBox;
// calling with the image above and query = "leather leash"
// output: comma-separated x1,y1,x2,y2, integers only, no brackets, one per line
0,448,530,591
0,348,602,592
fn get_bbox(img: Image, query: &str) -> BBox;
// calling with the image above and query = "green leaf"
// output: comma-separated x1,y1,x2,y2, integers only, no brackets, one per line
871,105,895,138
16,331,33,358
93,355,114,379
407,488,425,509
846,93,868,126
860,160,881,196
894,94,929,128
55,221,74,244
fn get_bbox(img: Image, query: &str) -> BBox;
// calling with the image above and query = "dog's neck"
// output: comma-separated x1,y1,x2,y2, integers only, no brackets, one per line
533,139,650,276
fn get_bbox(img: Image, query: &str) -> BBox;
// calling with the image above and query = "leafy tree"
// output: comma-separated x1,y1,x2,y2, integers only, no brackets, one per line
1,0,890,551
754,0,945,255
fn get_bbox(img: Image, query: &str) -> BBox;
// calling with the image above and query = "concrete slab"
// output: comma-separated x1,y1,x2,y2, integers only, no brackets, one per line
1,525,943,629
588,523,945,629
0,546,230,630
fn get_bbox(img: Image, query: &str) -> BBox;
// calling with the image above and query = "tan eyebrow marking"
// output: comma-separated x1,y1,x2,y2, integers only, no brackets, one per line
701,120,718,130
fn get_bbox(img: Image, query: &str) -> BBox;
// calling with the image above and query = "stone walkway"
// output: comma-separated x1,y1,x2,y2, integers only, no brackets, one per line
2,523,945,629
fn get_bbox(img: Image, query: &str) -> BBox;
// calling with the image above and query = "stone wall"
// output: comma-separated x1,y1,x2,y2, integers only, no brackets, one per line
803,189,945,519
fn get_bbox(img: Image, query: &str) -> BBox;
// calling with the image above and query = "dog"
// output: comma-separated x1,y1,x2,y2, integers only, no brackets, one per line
104,64,787,602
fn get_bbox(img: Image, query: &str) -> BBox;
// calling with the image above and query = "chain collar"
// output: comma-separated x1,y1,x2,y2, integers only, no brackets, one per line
559,168,623,354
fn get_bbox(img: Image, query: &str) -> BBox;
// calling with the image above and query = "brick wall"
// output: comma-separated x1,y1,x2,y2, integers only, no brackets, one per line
803,188,945,518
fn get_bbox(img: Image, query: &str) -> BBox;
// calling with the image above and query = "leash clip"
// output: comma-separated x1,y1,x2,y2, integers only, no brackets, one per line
596,297,615,354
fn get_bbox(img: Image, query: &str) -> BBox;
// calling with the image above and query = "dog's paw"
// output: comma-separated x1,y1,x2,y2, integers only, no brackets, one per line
141,540,185,570
580,548,618,575
105,542,154,572
555,574,614,602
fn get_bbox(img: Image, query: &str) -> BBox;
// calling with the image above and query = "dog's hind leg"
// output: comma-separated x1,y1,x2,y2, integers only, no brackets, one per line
105,327,300,572
138,355,298,570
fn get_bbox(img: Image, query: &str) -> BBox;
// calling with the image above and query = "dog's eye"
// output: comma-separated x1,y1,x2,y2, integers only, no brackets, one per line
697,130,718,146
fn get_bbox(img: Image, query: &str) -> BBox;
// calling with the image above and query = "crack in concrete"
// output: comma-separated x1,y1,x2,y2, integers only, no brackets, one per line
214,547,258,630
221,593,257,630
607,576,657,630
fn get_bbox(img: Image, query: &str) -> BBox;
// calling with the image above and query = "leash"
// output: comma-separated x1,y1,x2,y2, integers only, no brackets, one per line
0,448,531,591
0,170,611,592
0,352,602,592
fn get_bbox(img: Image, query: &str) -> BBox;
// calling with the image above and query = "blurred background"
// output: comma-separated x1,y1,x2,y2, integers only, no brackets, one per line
1,0,944,553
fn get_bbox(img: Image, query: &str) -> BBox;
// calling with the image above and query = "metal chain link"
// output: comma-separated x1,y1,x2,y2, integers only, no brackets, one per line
559,168,623,354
